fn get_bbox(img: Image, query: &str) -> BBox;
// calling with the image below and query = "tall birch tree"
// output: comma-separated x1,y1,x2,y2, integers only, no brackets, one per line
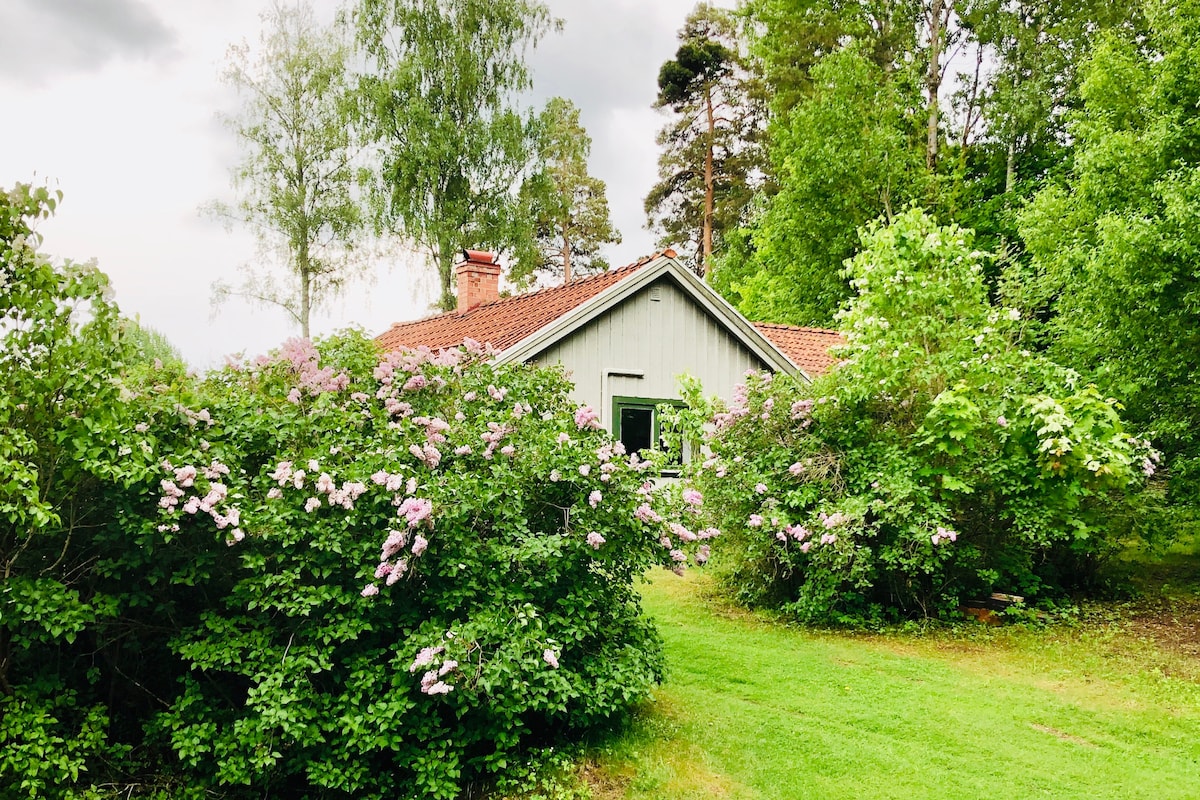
212,1,365,339
353,0,554,310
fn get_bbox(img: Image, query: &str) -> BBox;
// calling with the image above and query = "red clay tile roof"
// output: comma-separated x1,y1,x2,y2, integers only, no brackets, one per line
375,254,661,353
752,323,845,377
375,253,844,378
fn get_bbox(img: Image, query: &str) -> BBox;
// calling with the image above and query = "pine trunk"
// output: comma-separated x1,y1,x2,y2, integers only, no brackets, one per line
703,83,716,279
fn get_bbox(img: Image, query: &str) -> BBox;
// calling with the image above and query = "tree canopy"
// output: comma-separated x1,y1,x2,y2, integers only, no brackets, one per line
353,0,555,310
646,3,764,278
211,1,366,338
511,97,621,286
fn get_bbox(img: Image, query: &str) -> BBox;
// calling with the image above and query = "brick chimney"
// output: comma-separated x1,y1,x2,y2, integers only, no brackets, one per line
455,250,501,314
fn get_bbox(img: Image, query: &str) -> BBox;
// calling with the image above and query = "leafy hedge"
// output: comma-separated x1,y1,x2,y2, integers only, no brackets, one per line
672,210,1160,624
2,185,700,798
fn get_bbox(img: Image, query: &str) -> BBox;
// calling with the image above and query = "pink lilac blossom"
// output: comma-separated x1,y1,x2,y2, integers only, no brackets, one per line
699,527,720,539
410,646,444,672
543,649,559,669
788,462,806,476
635,504,662,523
487,384,507,401
997,416,1009,427
578,464,591,476
500,445,516,457
361,584,379,597
754,483,769,494
819,533,837,545
398,497,433,527
549,469,562,482
589,490,602,508
931,526,959,545
305,497,321,512
382,529,407,559
586,532,606,549
819,511,848,529
454,445,472,456
574,405,601,430
747,514,764,528
670,549,687,563
799,541,813,553
271,461,293,485
411,535,429,556
557,432,572,445
695,545,710,565
172,466,197,488
682,488,703,507
669,523,697,542
204,462,230,480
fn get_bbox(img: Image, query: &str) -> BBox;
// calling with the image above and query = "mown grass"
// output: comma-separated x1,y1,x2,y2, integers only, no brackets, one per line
585,568,1200,800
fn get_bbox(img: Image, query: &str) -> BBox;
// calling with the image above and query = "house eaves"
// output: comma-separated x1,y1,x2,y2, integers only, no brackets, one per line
494,255,807,382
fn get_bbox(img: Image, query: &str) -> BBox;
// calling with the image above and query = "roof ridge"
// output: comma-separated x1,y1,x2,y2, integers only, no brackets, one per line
386,252,665,331
752,321,840,334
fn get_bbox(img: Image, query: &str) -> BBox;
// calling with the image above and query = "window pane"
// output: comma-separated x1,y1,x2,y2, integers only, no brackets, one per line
620,406,653,455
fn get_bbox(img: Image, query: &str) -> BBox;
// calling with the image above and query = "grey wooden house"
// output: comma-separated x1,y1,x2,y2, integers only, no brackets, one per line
376,250,842,456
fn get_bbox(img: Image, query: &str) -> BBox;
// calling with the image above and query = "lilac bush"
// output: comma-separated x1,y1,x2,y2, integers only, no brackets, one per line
671,211,1159,624
113,332,704,798
4,184,701,800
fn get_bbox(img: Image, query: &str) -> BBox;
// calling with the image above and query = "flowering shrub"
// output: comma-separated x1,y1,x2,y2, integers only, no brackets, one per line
112,333,699,797
2,186,702,797
675,211,1159,624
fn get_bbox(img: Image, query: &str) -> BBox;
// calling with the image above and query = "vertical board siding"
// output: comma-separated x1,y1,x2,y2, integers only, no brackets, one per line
530,277,768,429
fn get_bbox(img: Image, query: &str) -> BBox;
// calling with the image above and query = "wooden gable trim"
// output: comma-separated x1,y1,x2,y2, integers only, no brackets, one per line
494,256,805,381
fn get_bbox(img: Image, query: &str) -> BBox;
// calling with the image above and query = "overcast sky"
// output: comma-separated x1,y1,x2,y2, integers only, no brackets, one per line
0,0,726,367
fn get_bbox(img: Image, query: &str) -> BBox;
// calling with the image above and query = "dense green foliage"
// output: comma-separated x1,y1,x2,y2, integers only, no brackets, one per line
711,0,1146,325
353,0,555,309
1,184,135,798
1012,0,1200,499
1,187,698,798
715,45,924,323
675,211,1156,623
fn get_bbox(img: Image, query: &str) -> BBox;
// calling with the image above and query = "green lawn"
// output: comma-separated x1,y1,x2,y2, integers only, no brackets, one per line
588,571,1200,800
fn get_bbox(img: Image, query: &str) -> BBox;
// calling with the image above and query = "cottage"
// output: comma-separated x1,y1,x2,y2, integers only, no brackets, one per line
376,249,842,456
